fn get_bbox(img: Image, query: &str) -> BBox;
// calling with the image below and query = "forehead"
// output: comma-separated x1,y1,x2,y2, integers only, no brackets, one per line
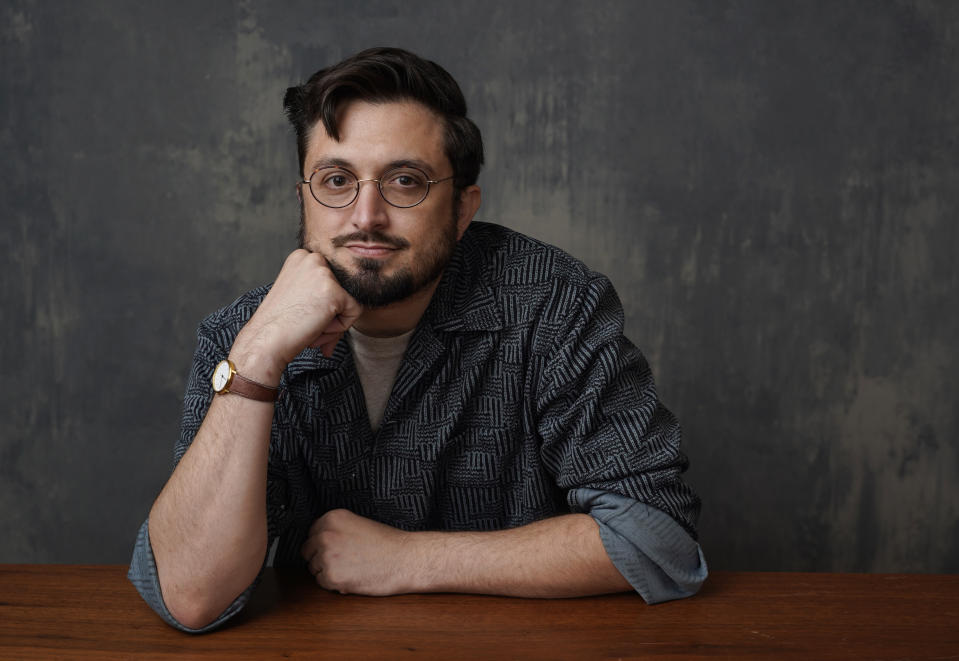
304,100,448,175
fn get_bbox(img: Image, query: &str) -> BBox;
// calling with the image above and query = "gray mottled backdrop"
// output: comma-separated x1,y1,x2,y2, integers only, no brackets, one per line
2,1,957,572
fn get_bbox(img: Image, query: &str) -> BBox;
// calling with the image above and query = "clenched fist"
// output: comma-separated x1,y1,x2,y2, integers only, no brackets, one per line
301,509,420,595
229,250,364,385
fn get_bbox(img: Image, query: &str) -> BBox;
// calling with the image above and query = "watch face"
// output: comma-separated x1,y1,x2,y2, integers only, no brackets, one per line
212,360,232,392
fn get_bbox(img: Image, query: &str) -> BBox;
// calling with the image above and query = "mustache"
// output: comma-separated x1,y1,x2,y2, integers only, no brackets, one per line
331,231,410,250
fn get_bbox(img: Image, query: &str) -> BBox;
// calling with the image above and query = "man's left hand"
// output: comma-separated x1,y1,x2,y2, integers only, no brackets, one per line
301,509,418,595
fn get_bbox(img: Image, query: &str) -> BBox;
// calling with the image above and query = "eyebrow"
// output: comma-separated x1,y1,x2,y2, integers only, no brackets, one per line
307,158,439,177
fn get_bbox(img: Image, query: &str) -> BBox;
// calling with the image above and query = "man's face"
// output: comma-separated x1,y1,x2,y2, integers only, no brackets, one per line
299,100,472,308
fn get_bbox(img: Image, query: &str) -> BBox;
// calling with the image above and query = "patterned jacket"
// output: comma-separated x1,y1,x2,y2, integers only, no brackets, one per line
130,221,706,632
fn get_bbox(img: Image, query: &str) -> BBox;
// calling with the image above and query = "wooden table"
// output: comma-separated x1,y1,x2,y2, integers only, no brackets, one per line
1,565,957,659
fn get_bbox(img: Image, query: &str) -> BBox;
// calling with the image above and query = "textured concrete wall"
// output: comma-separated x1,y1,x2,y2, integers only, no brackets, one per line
2,1,957,571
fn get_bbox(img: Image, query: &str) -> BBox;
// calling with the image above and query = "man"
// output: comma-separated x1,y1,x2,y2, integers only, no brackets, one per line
129,47,707,632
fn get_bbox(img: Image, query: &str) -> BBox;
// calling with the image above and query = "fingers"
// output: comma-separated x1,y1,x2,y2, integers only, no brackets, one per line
308,330,345,352
300,510,337,565
324,312,359,335
301,527,326,586
336,297,364,330
235,250,364,371
301,510,360,589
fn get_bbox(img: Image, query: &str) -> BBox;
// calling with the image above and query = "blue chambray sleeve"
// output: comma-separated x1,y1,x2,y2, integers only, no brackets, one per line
568,488,707,602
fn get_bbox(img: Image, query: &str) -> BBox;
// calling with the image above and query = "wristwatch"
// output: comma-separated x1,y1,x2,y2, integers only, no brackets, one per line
211,359,279,402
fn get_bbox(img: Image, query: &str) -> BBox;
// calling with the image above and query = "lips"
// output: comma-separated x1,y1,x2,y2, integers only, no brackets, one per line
332,232,410,255
345,242,398,258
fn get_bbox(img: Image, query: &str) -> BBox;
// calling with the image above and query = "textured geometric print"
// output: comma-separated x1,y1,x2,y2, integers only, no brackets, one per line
172,222,700,572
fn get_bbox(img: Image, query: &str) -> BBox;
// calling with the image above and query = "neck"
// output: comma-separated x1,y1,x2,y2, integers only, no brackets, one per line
352,278,441,337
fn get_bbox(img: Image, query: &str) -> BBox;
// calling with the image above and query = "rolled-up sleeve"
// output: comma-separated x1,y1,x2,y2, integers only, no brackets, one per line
569,488,707,602
128,518,258,633
536,273,706,600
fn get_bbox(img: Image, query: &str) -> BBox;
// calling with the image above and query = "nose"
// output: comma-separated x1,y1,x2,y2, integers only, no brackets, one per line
349,178,389,231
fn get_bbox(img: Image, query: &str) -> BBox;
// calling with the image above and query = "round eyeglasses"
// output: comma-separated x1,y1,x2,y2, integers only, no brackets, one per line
301,165,455,209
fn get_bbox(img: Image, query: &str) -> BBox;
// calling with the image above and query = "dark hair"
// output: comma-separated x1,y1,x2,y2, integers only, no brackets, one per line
283,47,483,190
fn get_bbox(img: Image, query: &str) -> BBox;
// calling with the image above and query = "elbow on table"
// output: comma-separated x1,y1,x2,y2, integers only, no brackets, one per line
150,538,265,631
165,591,228,632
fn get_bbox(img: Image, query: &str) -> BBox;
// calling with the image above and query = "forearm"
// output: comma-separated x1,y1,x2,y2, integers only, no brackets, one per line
404,513,631,597
148,390,273,629
142,250,364,630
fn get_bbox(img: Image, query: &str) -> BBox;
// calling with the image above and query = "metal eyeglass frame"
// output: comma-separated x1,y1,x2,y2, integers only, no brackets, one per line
300,165,455,209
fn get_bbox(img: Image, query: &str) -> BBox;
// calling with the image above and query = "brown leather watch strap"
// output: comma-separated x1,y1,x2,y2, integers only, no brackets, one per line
226,370,279,402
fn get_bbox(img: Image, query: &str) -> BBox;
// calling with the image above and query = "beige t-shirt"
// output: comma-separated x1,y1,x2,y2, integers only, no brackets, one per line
346,326,415,432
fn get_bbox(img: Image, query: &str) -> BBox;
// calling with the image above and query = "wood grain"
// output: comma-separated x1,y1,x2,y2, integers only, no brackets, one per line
1,565,957,659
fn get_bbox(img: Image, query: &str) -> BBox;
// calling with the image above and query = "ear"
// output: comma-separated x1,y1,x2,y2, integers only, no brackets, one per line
454,185,481,240
296,182,303,204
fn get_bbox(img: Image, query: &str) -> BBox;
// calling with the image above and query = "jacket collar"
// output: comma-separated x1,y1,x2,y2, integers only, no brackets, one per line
420,222,505,333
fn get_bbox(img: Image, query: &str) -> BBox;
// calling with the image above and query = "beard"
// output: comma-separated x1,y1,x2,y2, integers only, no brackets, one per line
299,206,459,309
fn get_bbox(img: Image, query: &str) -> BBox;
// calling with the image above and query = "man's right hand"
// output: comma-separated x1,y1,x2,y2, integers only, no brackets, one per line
150,249,361,629
229,249,363,385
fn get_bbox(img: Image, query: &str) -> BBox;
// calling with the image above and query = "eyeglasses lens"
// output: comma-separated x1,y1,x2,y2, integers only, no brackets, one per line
309,167,430,208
